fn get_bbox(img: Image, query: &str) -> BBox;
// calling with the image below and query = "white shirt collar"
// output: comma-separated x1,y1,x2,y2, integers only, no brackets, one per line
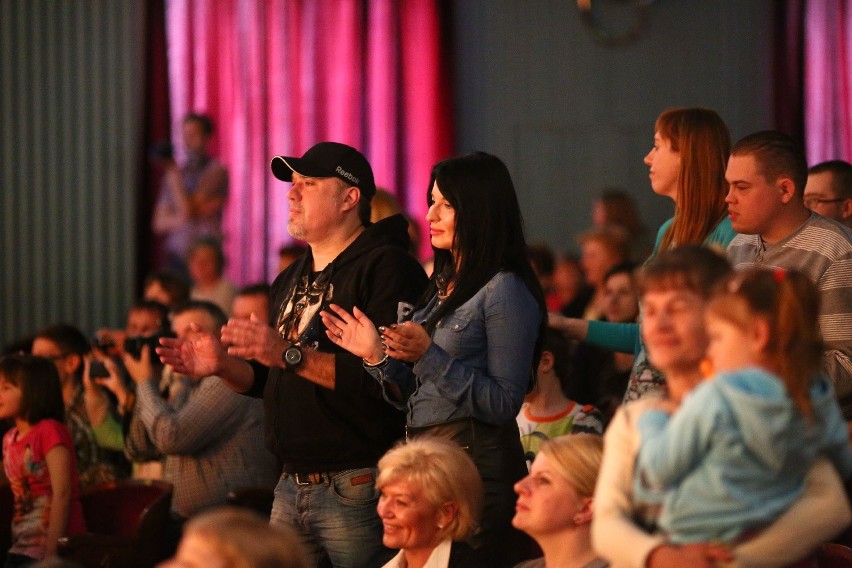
381,538,453,568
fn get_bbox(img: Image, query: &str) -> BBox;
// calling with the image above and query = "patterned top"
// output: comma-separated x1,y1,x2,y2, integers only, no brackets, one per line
3,419,86,560
134,374,278,517
517,401,603,466
65,385,127,488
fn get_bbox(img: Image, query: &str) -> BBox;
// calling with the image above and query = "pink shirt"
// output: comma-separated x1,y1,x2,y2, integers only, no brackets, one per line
3,419,86,560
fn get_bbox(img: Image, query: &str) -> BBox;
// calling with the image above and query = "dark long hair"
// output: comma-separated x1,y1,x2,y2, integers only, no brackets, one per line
419,152,547,387
0,354,65,424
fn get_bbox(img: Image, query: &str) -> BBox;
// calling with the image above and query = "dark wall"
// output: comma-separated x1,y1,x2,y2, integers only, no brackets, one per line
451,0,774,255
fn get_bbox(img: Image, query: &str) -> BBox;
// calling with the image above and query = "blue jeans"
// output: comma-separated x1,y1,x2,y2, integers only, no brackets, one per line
270,467,393,568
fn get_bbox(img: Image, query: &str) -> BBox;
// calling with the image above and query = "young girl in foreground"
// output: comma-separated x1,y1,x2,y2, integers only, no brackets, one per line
0,354,85,567
634,268,852,545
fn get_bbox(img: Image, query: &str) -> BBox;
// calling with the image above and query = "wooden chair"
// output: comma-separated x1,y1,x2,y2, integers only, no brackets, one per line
817,543,852,567
58,479,173,568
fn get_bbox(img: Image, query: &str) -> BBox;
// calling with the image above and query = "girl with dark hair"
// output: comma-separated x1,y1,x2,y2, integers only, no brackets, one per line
321,151,546,567
0,354,86,566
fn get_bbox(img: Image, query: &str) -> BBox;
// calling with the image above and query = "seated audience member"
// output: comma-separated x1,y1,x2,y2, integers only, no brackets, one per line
230,283,271,321
143,271,191,310
370,188,422,259
93,300,170,363
376,437,483,568
592,188,652,263
554,254,591,318
517,328,603,466
513,434,607,568
31,324,130,487
592,246,851,568
527,243,559,312
578,226,629,320
89,301,173,479
725,131,852,418
634,268,852,547
568,262,639,424
804,159,852,229
161,507,308,568
187,237,237,316
123,301,278,518
276,243,307,274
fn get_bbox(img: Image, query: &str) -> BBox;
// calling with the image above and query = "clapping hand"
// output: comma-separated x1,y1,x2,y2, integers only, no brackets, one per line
321,305,384,363
157,323,223,378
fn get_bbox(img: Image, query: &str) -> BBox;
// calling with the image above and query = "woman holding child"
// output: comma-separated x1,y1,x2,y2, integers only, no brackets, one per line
592,246,852,568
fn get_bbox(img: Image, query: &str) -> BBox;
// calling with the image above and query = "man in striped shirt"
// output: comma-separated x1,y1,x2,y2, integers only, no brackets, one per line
725,130,852,419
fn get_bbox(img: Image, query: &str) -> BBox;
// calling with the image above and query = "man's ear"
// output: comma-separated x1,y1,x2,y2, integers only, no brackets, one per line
840,197,852,222
64,353,83,378
340,186,360,213
777,177,797,204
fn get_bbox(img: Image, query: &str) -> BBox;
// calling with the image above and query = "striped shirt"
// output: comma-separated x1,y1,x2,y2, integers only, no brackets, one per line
727,213,852,417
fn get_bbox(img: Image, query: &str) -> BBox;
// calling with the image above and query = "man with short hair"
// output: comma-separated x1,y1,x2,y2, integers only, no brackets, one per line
805,159,852,229
159,142,428,567
126,300,278,518
725,131,852,418
230,283,271,321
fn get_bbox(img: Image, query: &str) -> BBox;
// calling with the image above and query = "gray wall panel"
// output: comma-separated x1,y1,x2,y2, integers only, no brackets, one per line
452,0,774,256
1,0,145,348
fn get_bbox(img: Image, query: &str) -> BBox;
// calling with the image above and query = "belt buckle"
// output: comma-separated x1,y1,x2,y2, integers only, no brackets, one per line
293,472,325,485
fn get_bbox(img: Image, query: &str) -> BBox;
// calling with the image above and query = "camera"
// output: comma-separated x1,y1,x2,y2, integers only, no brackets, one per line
89,360,110,378
124,334,166,364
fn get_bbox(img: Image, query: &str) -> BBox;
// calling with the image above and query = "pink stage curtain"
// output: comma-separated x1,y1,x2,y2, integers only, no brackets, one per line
165,0,451,284
803,0,852,163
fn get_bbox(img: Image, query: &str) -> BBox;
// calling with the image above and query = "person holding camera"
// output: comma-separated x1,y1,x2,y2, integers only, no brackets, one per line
89,300,176,478
31,324,131,488
122,301,278,518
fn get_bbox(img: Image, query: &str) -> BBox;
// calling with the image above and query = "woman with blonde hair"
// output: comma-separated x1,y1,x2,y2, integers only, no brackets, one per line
376,437,483,568
513,434,607,568
161,507,308,568
551,107,737,403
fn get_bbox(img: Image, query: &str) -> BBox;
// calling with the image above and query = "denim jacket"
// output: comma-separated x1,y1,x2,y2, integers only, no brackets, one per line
366,271,542,426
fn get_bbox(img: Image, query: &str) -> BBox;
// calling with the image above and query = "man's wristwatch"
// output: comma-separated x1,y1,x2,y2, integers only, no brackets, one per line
282,344,303,370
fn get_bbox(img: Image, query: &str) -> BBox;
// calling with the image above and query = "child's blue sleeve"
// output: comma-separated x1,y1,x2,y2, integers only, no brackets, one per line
635,384,718,489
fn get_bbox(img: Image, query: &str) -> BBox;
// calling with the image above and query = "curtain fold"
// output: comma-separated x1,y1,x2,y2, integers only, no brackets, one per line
165,0,450,283
803,0,852,163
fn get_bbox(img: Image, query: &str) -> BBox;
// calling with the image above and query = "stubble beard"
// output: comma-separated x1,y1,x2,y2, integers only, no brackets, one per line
288,220,305,240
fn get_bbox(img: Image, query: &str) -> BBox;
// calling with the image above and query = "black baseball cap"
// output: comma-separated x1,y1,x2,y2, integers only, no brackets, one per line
271,142,376,198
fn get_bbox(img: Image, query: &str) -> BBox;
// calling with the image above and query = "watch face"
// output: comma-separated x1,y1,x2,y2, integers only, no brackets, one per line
285,346,302,367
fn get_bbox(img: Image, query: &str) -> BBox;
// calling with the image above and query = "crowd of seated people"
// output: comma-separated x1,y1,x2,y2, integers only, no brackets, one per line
2,109,851,567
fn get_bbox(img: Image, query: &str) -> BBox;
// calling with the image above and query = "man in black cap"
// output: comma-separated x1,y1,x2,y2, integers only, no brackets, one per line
158,142,428,567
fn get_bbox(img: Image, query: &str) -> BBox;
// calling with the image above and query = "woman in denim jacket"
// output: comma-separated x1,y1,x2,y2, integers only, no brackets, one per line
321,151,546,567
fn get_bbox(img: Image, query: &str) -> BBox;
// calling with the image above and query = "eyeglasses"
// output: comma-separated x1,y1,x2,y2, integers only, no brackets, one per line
804,197,848,208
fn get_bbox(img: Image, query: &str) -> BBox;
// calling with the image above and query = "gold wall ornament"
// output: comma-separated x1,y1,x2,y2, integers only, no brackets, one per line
577,0,656,48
